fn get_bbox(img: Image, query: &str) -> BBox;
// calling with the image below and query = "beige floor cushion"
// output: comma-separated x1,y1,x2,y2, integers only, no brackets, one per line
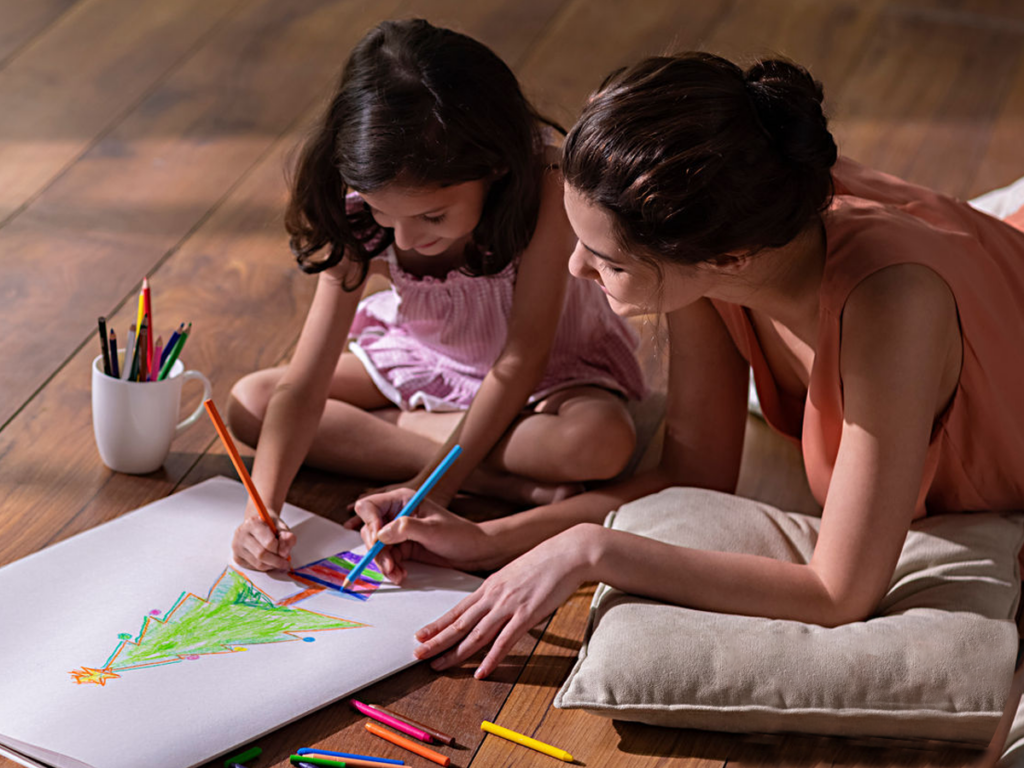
554,488,1024,744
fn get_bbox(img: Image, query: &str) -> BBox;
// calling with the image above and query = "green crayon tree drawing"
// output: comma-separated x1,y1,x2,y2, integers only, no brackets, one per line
70,567,365,686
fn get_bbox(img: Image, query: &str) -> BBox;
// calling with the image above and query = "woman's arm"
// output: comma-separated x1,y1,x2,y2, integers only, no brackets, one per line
414,265,961,677
586,265,961,621
418,168,580,502
354,296,750,574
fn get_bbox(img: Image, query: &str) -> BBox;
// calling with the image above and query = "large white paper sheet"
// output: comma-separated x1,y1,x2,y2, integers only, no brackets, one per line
0,477,481,768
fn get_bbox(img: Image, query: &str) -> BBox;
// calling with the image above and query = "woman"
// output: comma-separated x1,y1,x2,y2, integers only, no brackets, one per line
350,52,1024,680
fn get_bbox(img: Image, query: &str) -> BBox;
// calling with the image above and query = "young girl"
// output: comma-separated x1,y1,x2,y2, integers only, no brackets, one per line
228,19,645,571
351,52,1024,679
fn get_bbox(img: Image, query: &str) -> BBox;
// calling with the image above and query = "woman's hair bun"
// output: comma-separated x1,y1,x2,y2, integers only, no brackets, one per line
744,59,836,172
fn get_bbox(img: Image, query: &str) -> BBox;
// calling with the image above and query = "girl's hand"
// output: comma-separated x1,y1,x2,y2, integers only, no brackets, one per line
345,488,503,582
232,514,295,571
412,525,598,679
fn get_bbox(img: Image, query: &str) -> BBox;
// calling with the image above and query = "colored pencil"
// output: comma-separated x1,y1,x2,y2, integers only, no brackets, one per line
157,322,190,381
364,723,449,767
108,329,119,379
142,277,153,376
203,398,279,538
480,720,573,762
136,316,149,382
351,700,432,743
293,755,396,768
367,705,454,746
161,323,184,367
341,445,462,590
97,317,111,376
135,282,146,346
224,746,262,767
151,336,163,382
288,758,345,768
297,748,401,765
127,323,142,382
121,324,136,380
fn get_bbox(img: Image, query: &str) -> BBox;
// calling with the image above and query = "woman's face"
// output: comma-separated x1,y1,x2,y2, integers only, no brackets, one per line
359,180,489,256
564,184,713,316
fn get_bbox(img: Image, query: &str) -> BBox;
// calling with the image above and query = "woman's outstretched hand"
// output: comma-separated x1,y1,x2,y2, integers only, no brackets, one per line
345,488,505,582
411,524,600,680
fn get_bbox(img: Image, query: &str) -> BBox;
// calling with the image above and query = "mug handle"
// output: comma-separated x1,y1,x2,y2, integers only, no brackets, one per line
175,370,214,436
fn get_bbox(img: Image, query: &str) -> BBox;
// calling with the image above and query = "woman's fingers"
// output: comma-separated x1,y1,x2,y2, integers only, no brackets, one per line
474,616,529,679
430,607,511,671
414,591,484,653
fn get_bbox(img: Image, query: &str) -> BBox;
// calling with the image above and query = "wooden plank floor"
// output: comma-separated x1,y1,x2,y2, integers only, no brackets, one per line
1,1,1022,766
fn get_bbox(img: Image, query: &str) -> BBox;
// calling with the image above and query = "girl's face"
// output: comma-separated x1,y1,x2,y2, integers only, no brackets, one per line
359,180,490,256
564,185,714,316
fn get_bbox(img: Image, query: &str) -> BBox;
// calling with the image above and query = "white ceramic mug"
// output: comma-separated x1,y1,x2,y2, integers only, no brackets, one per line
91,352,212,474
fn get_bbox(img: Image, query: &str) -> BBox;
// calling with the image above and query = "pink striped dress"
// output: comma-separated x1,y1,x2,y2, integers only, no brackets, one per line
347,196,646,412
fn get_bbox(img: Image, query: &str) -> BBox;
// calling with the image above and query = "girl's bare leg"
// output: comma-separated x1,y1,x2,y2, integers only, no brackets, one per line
229,360,637,502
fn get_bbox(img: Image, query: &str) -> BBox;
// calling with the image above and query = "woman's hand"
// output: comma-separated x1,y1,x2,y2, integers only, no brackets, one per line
412,524,601,680
345,488,504,582
232,513,295,571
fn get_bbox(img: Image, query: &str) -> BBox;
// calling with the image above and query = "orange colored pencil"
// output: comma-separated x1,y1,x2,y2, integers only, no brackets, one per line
365,722,450,767
203,398,279,537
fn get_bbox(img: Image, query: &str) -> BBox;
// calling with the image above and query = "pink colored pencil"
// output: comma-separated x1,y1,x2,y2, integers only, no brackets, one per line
351,699,433,743
151,336,163,382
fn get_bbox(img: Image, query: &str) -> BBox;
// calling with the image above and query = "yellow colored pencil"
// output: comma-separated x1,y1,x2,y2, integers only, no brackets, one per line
480,721,573,762
135,279,146,340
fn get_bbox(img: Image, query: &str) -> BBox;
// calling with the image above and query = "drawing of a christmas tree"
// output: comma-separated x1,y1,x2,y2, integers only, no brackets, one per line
70,567,365,686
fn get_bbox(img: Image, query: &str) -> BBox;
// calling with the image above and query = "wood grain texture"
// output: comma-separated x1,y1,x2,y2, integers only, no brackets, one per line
0,0,241,224
0,0,402,430
828,5,1024,197
0,0,77,69
516,0,733,128
3,1,1024,766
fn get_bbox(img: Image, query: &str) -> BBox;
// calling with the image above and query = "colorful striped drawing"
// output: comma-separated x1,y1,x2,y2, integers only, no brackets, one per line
279,550,386,605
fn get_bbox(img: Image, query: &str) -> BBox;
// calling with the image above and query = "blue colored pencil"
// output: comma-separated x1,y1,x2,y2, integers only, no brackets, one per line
297,748,403,764
341,445,462,590
161,323,184,367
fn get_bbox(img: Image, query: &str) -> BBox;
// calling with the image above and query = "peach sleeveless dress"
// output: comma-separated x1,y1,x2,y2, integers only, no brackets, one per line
714,158,1024,517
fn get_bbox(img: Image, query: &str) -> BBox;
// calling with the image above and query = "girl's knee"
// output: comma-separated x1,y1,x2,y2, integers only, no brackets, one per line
227,369,282,447
563,402,637,480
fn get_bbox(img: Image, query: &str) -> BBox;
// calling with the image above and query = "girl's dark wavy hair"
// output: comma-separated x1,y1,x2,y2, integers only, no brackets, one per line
562,52,837,269
286,18,562,288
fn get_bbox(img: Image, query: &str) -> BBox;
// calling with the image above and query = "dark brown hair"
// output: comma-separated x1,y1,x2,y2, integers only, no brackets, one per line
562,52,837,267
286,18,562,288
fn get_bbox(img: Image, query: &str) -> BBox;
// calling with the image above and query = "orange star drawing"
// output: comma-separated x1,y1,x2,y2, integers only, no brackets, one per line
69,666,120,686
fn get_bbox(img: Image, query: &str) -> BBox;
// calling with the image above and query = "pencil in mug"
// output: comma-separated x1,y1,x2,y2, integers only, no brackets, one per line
127,321,143,382
142,278,153,376
161,322,184,367
120,323,136,380
96,317,110,376
151,336,163,382
108,329,119,379
340,444,462,591
203,399,280,539
157,322,190,381
136,316,149,382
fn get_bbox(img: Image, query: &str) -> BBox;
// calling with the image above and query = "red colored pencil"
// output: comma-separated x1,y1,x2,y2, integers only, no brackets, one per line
142,277,153,377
